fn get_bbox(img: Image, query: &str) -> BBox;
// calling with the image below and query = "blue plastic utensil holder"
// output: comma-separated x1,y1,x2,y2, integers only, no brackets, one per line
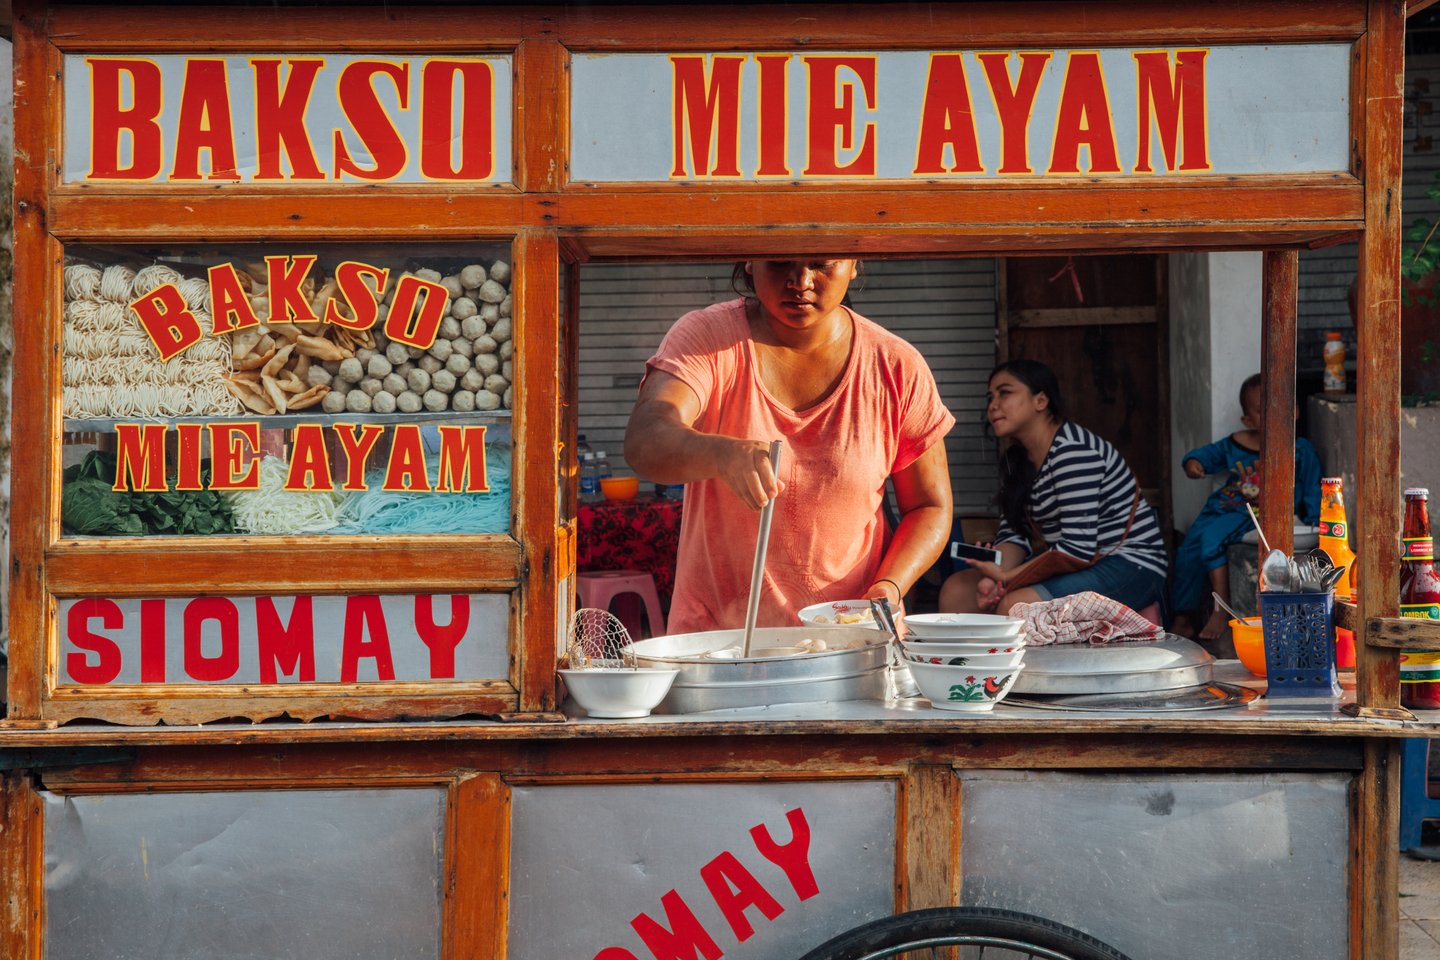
1258,591,1341,698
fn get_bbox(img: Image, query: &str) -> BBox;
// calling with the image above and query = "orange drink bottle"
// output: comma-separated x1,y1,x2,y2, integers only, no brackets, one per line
1399,488,1440,709
1318,477,1358,600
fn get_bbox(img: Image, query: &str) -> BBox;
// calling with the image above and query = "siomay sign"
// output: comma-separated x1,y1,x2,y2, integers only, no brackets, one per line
57,593,510,686
571,44,1352,181
63,54,513,183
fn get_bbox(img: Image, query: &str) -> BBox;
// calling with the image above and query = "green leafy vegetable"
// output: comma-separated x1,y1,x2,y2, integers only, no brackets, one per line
62,450,236,537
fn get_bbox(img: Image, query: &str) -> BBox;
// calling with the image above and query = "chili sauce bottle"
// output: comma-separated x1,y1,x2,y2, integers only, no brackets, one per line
1399,488,1440,709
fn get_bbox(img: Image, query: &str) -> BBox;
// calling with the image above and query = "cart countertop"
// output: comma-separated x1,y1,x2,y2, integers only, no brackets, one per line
1,663,1437,749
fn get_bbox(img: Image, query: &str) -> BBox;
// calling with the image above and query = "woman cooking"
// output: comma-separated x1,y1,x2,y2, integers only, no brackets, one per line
624,259,955,634
938,360,1167,615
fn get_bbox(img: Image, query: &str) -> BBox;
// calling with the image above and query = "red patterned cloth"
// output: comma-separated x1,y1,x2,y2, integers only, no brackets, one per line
1009,591,1165,645
577,497,684,607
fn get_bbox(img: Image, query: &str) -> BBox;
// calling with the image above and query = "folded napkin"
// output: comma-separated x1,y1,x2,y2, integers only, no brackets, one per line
1009,591,1164,645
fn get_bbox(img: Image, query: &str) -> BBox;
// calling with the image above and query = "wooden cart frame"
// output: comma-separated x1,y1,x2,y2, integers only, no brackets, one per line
0,2,1430,958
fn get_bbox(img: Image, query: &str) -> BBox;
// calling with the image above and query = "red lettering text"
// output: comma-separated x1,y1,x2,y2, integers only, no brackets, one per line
129,284,205,361
383,424,432,492
334,60,411,181
700,851,784,941
66,599,124,685
87,58,164,180
183,597,241,682
113,423,169,492
755,55,792,178
170,58,240,181
913,53,985,175
750,808,819,900
265,255,320,324
175,422,205,491
435,425,489,493
332,423,387,491
251,58,327,181
803,56,878,177
670,55,745,179
284,423,335,491
1047,52,1121,175
141,598,166,683
383,274,449,349
341,596,396,682
208,422,261,490
631,890,724,960
256,597,316,683
207,263,260,334
329,261,389,330
977,52,1051,175
415,595,470,679
1133,49,1210,173
420,59,494,180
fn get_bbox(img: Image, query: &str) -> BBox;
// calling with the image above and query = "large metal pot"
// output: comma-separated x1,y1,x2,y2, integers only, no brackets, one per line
628,627,888,714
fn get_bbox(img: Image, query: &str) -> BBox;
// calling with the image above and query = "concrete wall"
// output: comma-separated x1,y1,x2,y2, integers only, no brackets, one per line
1168,251,1264,533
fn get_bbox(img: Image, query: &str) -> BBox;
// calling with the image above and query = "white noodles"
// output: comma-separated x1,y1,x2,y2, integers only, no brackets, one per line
132,264,183,298
225,456,348,535
64,264,102,302
63,259,241,418
99,264,137,302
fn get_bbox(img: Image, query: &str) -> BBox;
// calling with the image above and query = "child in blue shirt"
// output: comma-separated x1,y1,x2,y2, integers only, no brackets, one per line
1174,373,1322,640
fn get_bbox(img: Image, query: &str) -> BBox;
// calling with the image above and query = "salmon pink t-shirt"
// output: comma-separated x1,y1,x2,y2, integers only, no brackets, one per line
645,299,955,634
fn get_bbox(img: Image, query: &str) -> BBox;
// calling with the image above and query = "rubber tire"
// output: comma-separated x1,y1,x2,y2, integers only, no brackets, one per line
795,906,1134,960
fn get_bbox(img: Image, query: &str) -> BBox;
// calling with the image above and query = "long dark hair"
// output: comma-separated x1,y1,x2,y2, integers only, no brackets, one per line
990,360,1068,536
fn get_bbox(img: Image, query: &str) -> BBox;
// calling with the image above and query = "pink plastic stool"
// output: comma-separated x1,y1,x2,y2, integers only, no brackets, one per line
1136,602,1163,627
576,570,666,640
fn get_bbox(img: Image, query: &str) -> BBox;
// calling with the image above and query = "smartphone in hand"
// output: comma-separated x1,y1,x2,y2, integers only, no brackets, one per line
950,542,1003,565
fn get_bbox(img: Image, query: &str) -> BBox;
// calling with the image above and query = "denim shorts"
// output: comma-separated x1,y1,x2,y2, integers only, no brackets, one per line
1030,554,1166,611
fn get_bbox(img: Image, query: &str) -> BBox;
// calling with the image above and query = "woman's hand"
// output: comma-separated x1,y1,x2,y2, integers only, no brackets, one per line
976,577,1006,612
717,438,787,511
865,579,902,606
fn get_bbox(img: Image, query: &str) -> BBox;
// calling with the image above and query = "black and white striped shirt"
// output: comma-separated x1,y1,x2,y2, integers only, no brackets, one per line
994,422,1167,578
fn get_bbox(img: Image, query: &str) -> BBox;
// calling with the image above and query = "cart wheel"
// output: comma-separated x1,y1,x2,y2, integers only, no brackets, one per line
796,906,1133,960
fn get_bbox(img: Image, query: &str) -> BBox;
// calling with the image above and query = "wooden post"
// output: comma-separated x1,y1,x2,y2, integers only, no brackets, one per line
6,0,54,723
1260,250,1298,562
1353,3,1406,959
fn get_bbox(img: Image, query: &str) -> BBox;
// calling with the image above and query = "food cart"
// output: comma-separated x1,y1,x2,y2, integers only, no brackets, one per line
0,2,1436,958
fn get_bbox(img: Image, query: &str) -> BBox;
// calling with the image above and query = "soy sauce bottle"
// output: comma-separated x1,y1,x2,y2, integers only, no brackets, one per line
1399,488,1440,709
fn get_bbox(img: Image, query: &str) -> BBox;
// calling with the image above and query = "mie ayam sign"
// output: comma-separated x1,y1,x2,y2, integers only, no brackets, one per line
571,44,1352,182
64,54,513,183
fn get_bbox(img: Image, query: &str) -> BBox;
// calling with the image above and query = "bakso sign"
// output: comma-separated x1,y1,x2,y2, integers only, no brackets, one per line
57,593,510,686
63,54,513,183
570,44,1352,181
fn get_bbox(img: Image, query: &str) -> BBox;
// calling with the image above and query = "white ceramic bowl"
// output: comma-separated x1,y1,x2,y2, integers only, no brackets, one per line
907,661,1024,712
901,613,1026,640
797,600,883,629
898,638,1027,657
901,647,1025,669
559,668,679,719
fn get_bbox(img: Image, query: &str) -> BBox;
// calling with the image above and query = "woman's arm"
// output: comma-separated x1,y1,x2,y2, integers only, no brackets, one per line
865,441,953,606
623,370,785,511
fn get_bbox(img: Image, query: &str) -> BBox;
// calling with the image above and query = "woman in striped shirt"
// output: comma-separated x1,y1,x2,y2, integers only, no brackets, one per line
939,360,1167,615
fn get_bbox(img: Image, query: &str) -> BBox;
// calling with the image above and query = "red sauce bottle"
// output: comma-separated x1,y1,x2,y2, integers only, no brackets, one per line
1399,488,1440,709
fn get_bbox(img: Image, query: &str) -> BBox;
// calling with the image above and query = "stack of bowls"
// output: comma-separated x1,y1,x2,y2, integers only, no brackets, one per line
898,613,1027,712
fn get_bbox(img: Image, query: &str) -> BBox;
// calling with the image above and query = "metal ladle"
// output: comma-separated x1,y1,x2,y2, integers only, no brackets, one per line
741,440,784,658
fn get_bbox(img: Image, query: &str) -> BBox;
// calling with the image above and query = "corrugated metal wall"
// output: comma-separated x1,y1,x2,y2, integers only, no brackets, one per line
1298,52,1440,375
576,259,1000,512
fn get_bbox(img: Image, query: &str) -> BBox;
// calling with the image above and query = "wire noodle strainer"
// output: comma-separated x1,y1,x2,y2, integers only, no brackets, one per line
566,607,637,670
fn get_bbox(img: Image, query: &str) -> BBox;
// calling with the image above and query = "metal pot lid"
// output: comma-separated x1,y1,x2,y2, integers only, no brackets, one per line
1010,635,1216,694
1006,681,1259,712
1018,635,1212,674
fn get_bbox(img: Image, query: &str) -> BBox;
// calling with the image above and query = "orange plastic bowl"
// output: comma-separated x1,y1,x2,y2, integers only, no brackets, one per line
1230,618,1266,677
601,475,640,501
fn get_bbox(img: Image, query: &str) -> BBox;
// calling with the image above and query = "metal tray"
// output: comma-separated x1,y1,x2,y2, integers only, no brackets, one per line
628,627,888,714
1007,681,1259,712
1010,635,1216,695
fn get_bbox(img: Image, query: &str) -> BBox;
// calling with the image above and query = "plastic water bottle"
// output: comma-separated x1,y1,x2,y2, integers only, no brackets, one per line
594,450,613,484
665,484,685,501
576,433,593,461
580,453,601,503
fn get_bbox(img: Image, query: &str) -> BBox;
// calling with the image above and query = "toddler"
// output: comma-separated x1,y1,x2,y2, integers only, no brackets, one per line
1173,373,1321,640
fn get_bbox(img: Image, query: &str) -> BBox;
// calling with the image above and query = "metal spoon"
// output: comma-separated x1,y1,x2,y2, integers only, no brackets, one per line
1262,548,1292,592
741,440,784,658
1308,548,1335,572
1211,591,1249,624
1245,504,1273,555
1321,565,1350,593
